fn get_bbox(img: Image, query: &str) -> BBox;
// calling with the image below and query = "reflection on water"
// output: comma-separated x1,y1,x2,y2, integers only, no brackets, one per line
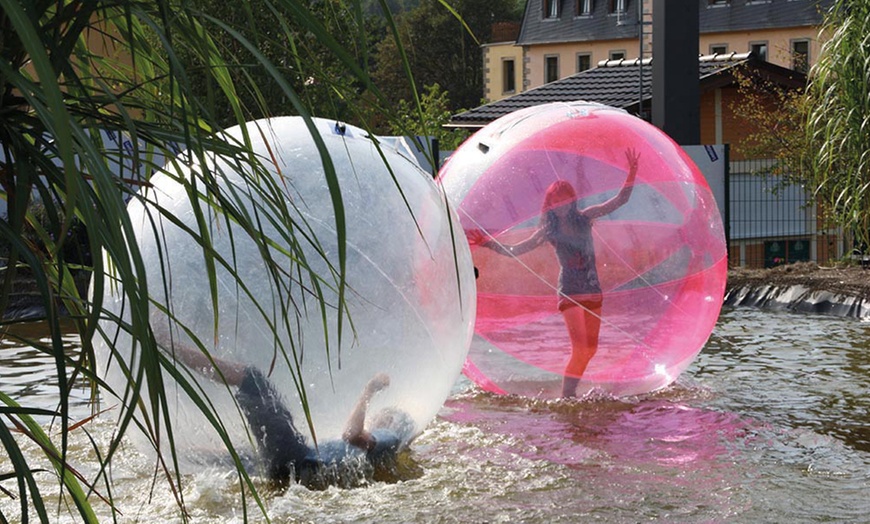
0,321,91,420
2,308,870,522
700,308,870,453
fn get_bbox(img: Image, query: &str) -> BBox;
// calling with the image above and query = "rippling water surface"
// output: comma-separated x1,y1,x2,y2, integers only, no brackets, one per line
2,307,869,523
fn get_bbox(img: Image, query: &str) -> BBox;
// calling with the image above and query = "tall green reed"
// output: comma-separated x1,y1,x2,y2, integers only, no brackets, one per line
0,0,440,520
806,0,870,249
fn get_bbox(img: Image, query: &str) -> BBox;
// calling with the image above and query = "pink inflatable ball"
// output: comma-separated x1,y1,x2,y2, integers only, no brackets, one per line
439,101,727,398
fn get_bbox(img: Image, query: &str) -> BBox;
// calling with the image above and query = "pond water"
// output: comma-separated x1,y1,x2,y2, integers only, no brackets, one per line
1,307,869,523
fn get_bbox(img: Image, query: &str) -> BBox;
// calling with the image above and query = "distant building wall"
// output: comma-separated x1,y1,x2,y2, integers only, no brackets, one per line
502,0,825,97
700,85,754,156
523,38,638,89
500,24,819,96
482,42,524,103
700,26,823,70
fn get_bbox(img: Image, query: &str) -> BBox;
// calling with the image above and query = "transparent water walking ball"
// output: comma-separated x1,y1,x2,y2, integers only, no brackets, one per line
439,101,726,397
95,117,475,461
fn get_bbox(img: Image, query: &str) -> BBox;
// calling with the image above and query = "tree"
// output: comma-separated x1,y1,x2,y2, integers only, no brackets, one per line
373,0,522,113
805,0,870,249
0,0,410,520
169,0,389,128
390,83,471,154
730,67,814,184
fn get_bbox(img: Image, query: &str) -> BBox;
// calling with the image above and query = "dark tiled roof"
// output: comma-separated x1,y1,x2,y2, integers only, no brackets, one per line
517,0,830,46
700,0,831,33
448,53,805,127
517,0,640,45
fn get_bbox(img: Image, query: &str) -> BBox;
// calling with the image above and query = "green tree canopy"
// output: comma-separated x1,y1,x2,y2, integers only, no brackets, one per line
168,0,391,127
373,0,523,112
390,83,470,151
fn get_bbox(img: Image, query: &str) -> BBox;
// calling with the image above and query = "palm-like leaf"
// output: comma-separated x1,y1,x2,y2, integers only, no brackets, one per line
0,0,424,520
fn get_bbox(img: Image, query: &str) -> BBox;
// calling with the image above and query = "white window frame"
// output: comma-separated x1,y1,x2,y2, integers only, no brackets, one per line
544,0,560,19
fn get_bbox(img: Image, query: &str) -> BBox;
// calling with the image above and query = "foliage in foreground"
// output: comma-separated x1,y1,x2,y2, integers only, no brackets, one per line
0,0,423,521
730,0,870,251
805,0,870,248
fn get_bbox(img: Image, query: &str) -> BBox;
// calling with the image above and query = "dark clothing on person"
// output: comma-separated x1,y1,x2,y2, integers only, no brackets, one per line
234,367,310,481
234,367,402,487
545,212,602,301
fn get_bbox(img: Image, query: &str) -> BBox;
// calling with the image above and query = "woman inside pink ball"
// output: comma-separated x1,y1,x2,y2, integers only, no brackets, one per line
472,148,640,397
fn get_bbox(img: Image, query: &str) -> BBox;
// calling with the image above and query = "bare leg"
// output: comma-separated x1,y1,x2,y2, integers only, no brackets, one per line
343,373,390,450
560,301,603,397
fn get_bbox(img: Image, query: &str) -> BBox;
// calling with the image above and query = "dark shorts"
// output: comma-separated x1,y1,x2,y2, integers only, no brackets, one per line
558,293,603,312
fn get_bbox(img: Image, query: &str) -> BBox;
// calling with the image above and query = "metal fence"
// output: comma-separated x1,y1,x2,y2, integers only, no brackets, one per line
726,158,848,268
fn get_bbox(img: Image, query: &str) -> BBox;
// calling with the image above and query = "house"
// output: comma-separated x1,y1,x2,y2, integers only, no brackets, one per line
452,53,839,268
454,52,802,147
484,0,830,103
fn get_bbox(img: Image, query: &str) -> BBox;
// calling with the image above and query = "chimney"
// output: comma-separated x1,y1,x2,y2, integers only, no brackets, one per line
652,0,700,145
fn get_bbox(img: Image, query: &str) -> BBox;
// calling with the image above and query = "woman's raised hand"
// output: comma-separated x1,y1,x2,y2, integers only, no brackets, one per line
625,147,640,172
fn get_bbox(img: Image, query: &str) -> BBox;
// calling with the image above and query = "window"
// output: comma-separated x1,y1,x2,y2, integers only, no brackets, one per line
576,0,593,16
707,0,729,5
750,41,768,61
502,59,516,93
544,0,560,19
709,44,728,55
791,39,809,73
577,53,591,72
609,0,626,14
545,55,560,83
609,50,626,61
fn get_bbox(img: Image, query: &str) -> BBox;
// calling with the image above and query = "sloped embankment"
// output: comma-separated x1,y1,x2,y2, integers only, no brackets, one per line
725,262,870,318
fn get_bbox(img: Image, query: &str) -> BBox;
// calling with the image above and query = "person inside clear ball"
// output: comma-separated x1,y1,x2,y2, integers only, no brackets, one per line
151,319,417,489
469,148,640,397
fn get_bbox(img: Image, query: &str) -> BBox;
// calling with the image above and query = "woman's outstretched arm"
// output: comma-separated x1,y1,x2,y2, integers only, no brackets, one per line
468,227,547,257
582,147,640,219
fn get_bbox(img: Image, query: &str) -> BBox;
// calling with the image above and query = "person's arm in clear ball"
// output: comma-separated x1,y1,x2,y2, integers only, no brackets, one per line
342,373,390,451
